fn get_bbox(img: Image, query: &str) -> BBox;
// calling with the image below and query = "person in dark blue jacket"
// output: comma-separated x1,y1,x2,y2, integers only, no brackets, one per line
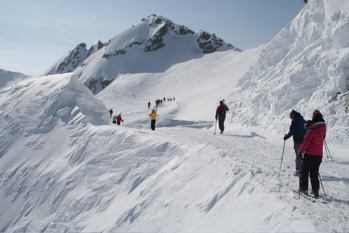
283,110,307,176
215,100,229,134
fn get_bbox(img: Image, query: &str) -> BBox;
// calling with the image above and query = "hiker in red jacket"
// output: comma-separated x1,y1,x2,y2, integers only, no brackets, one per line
109,109,113,118
116,114,123,125
298,120,326,197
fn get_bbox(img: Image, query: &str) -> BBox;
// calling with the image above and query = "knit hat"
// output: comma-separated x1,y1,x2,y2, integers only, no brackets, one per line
290,109,298,117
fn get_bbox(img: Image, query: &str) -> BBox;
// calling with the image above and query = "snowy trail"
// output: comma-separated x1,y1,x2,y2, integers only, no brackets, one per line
79,114,348,232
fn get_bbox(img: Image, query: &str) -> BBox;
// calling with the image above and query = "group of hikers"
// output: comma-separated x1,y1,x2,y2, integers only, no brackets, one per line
109,99,229,132
283,109,326,197
109,97,174,131
146,97,176,130
109,109,124,125
148,97,176,109
109,100,327,197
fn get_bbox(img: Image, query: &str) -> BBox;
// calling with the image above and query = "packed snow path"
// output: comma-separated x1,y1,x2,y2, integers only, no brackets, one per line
79,113,349,232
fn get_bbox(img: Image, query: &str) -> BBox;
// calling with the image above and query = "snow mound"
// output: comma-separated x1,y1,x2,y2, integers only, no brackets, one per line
0,73,108,149
226,0,349,144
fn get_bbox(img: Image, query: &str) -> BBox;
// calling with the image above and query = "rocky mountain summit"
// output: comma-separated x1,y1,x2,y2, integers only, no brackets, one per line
43,14,239,93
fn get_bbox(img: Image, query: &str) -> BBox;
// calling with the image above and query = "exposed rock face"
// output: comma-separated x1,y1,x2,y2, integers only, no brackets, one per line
56,43,89,73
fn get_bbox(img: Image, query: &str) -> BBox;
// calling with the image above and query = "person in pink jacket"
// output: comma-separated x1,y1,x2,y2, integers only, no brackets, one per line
298,120,326,197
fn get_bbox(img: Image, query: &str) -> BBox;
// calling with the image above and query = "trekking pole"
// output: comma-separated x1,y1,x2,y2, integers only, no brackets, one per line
324,140,332,159
213,118,218,135
318,172,326,196
278,140,286,176
298,153,303,198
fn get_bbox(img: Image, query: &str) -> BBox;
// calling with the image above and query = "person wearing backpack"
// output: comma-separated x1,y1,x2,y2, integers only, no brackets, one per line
298,119,326,197
215,100,229,134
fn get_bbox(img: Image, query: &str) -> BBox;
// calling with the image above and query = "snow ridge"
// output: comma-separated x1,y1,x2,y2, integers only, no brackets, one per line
0,69,31,89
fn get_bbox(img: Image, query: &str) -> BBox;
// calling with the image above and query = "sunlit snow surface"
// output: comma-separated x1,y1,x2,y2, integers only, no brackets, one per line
1,0,348,232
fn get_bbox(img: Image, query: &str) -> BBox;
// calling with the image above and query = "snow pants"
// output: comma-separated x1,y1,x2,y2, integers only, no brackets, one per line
294,143,303,171
300,154,322,192
218,115,226,132
151,120,156,130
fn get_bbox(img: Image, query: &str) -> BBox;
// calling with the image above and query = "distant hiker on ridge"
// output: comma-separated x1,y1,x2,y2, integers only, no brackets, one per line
116,114,124,125
109,109,113,118
148,109,158,131
283,110,306,176
215,100,229,134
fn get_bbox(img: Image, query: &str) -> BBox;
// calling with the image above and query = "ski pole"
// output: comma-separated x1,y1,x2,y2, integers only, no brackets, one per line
298,153,303,198
278,140,286,176
318,172,326,196
324,140,332,159
213,118,218,135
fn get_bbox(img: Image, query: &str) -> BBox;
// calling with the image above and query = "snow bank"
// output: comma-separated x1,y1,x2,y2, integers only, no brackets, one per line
226,0,349,144
0,73,108,142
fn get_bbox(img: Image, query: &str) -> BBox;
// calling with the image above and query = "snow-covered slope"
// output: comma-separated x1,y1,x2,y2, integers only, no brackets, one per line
1,66,348,232
1,0,349,232
96,45,264,124
0,68,31,89
226,0,349,144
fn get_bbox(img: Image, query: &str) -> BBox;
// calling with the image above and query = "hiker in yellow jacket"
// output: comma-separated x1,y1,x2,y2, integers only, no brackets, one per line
148,109,158,130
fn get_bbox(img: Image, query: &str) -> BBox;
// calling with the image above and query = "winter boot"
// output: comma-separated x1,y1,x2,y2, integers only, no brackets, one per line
311,190,319,198
299,189,308,195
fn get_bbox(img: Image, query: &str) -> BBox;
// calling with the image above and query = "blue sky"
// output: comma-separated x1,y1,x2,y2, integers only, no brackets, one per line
0,0,305,77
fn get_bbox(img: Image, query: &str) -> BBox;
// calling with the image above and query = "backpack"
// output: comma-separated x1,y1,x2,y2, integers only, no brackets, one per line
220,105,226,115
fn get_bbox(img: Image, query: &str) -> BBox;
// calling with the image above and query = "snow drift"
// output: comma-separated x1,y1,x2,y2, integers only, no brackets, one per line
226,0,349,144
0,69,31,89
0,73,108,157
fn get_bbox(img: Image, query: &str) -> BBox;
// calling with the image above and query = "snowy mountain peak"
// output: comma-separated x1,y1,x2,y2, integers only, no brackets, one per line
42,14,239,93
